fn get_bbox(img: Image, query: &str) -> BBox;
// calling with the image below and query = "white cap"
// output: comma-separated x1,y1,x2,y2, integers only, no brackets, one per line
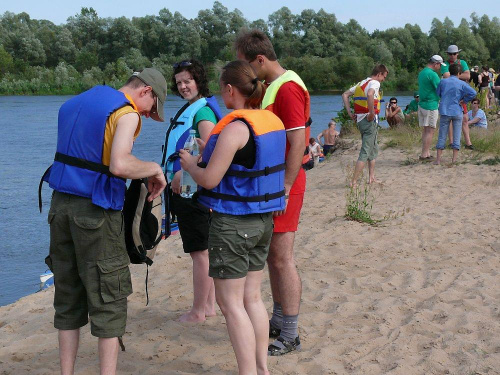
447,45,461,54
430,55,446,66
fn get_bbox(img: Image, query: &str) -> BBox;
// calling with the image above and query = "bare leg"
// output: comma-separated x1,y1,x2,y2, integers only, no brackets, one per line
462,113,472,146
59,329,80,375
434,149,443,165
452,149,459,163
179,250,215,322
268,232,301,316
215,278,258,375
244,271,270,375
448,119,453,146
421,127,435,158
206,281,216,317
350,160,365,187
98,337,119,375
368,159,377,183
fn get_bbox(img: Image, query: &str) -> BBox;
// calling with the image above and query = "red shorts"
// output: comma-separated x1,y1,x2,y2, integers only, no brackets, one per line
273,193,304,233
461,102,467,114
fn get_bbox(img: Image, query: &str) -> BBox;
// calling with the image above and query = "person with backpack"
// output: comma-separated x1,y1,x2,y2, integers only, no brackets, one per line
163,59,222,323
179,60,286,375
42,69,167,375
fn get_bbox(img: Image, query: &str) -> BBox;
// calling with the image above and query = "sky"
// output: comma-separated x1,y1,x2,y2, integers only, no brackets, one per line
1,0,499,33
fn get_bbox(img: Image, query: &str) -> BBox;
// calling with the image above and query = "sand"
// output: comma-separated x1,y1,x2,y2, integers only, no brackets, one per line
1,142,499,375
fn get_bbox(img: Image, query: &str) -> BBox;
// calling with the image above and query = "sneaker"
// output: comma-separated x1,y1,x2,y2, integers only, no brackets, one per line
269,323,281,339
268,336,301,356
465,144,474,150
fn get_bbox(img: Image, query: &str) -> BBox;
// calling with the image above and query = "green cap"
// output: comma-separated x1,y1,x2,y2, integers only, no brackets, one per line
131,68,167,122
414,91,419,98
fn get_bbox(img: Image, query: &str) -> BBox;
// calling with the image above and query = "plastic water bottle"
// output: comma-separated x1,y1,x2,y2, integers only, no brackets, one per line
180,129,198,198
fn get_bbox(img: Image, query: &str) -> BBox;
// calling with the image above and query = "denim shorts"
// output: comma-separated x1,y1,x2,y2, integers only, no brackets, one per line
208,212,273,279
47,192,132,338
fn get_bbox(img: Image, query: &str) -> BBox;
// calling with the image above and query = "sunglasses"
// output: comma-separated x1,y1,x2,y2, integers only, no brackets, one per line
390,102,397,104
173,61,192,69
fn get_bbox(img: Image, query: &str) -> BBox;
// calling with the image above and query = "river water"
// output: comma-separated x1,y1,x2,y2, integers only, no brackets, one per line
0,93,413,306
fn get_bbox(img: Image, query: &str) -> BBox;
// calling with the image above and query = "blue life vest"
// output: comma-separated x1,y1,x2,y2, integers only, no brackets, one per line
42,85,133,211
198,110,286,215
161,96,222,176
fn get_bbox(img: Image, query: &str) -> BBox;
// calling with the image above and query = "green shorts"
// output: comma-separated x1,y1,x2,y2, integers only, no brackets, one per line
208,212,273,279
357,117,379,161
46,192,132,338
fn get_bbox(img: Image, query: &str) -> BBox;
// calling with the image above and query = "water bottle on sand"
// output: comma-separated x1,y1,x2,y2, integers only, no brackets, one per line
180,129,198,198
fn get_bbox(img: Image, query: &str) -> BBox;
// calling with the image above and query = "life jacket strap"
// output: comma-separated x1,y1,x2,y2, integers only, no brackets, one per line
198,161,285,178
223,163,286,178
54,152,118,177
38,153,124,213
199,189,285,202
38,166,52,213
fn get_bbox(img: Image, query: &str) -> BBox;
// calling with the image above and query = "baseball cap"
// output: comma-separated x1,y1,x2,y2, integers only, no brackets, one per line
131,68,167,122
430,55,446,66
413,91,419,98
446,45,461,54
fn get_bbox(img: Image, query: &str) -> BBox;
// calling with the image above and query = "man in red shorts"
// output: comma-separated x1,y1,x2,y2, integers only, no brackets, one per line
235,29,310,356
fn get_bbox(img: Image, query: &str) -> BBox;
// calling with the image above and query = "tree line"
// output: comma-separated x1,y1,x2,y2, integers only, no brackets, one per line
1,2,499,95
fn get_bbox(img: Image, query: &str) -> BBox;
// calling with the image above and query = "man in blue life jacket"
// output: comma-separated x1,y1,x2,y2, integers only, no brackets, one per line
44,68,167,375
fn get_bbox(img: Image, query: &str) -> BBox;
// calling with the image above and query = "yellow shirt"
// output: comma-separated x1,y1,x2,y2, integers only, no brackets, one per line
102,94,142,166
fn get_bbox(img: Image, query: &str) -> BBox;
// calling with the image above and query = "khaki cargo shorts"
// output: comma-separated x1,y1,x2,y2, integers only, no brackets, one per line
208,212,273,279
357,117,379,161
46,192,132,338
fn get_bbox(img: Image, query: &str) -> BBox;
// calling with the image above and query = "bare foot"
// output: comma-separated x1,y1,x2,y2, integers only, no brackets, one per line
349,181,357,189
258,370,270,375
368,178,382,185
204,307,216,318
178,311,206,323
433,160,440,165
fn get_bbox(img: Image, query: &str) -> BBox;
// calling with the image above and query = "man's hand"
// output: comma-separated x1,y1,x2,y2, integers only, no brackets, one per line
367,113,375,122
147,172,166,201
273,192,289,217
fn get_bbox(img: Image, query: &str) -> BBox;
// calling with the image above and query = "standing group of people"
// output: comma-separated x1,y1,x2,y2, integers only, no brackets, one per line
43,29,310,375
340,43,495,186
418,45,488,164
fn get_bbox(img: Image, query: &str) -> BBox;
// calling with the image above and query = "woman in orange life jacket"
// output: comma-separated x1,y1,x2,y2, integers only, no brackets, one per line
180,60,286,375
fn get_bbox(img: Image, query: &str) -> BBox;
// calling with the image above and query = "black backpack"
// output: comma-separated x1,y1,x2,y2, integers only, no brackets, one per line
122,178,163,305
123,178,163,266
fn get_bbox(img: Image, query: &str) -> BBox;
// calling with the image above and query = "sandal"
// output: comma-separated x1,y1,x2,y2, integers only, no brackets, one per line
268,336,301,356
269,323,281,339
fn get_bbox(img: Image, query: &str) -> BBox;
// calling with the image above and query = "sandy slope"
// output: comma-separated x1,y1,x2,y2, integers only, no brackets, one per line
1,144,499,375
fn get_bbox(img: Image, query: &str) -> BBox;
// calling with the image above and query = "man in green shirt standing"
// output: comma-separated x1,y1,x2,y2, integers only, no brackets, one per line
418,55,445,160
441,44,474,149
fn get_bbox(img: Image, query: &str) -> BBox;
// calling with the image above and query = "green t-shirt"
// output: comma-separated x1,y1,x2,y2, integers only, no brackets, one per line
403,99,419,115
418,67,441,111
193,106,217,138
440,59,469,76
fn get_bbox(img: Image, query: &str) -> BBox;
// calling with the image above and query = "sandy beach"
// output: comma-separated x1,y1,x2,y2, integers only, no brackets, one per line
1,140,499,374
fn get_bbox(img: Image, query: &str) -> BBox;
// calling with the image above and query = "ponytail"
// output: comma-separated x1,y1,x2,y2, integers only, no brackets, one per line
220,61,265,109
